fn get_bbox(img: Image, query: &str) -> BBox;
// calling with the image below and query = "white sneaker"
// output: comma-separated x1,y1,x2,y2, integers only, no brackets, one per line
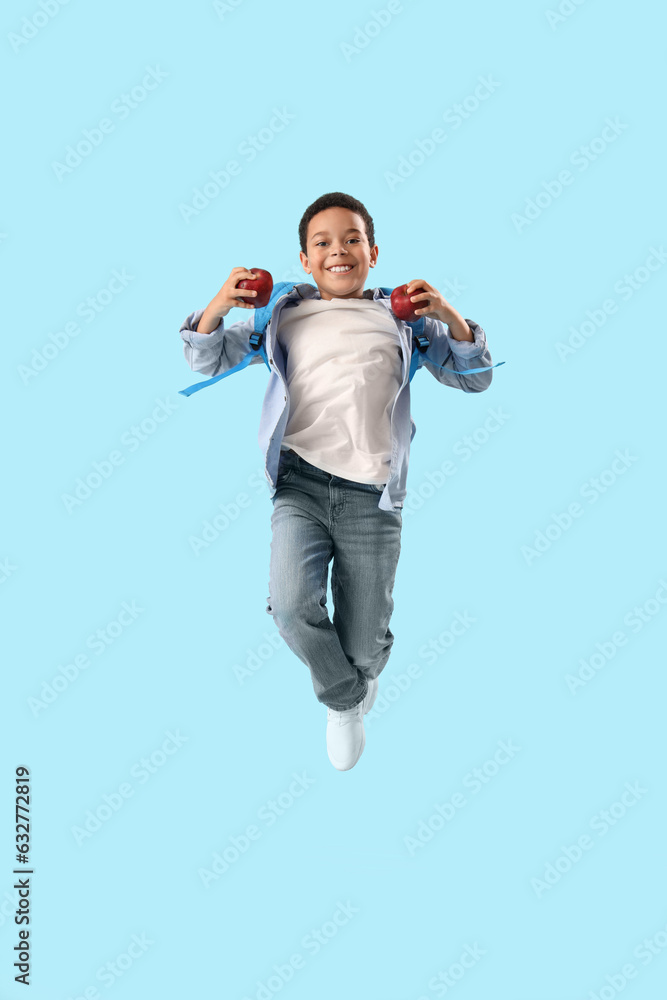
326,678,378,771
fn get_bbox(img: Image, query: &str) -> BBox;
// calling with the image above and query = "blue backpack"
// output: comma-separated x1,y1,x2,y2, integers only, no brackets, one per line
179,282,504,397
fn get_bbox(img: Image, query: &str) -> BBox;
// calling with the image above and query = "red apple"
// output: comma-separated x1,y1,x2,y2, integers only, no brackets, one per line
391,283,429,323
236,268,273,308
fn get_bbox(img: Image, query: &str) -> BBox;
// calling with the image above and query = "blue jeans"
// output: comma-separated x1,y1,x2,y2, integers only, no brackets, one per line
266,449,403,711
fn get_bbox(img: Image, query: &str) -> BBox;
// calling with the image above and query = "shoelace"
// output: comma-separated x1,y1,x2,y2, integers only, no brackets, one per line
327,705,362,725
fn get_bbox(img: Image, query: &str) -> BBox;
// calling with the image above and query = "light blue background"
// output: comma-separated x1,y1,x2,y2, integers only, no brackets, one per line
2,0,666,997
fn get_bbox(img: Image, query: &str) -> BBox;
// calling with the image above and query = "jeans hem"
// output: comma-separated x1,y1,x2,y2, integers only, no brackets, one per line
326,683,368,713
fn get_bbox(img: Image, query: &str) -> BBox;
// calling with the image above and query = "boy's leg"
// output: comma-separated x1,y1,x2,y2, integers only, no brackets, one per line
266,477,368,711
329,485,402,683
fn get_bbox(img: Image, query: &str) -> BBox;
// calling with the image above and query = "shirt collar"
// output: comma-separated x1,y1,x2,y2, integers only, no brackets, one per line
291,283,386,301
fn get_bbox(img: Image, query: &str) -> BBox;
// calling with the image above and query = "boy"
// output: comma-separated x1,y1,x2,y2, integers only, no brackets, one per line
180,192,494,771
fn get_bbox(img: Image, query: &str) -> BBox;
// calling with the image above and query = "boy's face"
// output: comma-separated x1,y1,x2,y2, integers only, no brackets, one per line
300,207,379,300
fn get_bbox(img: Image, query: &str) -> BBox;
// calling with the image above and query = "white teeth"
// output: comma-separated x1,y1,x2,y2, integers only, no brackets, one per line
328,266,352,272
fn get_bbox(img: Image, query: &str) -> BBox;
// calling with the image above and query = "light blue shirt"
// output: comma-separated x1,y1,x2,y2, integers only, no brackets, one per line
180,282,494,511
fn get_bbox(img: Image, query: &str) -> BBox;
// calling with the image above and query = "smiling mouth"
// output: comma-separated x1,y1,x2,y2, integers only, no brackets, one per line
327,265,354,274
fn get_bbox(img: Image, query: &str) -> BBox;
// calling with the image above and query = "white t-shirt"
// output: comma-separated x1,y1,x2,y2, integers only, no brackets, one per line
277,296,403,485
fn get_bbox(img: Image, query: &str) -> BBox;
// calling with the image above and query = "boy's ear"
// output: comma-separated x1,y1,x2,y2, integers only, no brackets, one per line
299,250,311,273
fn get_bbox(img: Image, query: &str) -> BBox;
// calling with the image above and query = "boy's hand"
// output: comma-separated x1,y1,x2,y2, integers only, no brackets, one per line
406,279,473,342
214,267,261,315
196,267,259,335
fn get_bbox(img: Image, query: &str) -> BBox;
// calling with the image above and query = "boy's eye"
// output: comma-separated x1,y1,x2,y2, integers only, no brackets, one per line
316,239,360,246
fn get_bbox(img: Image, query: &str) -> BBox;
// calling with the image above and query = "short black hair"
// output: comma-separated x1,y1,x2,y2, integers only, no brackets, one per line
298,192,375,256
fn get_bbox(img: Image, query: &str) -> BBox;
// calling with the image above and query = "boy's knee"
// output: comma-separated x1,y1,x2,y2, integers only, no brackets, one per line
268,597,332,630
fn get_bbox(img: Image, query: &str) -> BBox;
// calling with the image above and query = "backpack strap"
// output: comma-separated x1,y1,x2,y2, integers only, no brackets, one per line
180,283,505,397
378,287,506,378
409,325,506,381
178,336,269,397
383,291,504,381
178,282,297,397
378,287,430,383
252,281,297,331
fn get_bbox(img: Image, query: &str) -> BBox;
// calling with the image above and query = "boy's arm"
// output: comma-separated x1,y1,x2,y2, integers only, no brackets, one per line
179,309,267,378
417,315,494,393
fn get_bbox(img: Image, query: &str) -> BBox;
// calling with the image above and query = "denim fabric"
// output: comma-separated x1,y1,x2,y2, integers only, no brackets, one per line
266,449,402,711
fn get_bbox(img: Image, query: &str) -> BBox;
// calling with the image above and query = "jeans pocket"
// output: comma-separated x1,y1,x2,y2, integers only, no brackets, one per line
276,455,296,485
